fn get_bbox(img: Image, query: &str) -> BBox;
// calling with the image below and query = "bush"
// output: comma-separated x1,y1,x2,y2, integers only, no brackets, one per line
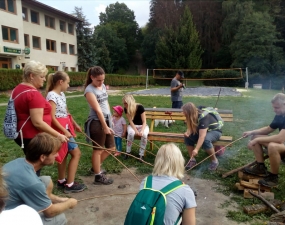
0,69,155,91
202,70,244,87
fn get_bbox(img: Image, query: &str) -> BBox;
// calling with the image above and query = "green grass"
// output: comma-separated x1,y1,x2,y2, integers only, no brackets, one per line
0,87,284,223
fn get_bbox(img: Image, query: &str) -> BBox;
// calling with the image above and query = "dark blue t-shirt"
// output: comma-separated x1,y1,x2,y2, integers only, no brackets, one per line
269,115,285,131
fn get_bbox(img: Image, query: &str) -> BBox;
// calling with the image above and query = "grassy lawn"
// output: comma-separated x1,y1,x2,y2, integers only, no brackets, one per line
0,87,283,224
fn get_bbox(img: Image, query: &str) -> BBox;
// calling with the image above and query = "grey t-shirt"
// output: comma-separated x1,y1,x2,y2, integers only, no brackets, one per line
171,78,183,101
84,83,110,120
3,158,52,211
139,175,196,225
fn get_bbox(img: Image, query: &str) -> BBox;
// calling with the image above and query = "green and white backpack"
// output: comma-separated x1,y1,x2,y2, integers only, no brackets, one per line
199,107,224,131
124,175,184,225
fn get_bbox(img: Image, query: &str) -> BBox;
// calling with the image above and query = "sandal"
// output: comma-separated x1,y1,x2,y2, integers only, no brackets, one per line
185,158,196,170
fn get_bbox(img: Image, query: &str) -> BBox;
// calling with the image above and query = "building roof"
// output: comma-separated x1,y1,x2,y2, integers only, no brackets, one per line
22,0,83,22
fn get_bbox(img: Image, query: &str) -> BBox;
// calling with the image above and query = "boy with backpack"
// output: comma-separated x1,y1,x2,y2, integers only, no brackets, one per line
124,143,196,225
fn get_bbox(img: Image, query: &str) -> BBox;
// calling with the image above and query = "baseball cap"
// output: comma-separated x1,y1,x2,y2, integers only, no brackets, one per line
177,71,184,78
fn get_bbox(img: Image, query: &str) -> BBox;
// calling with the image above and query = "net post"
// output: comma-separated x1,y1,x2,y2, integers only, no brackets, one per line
146,69,149,90
245,67,249,89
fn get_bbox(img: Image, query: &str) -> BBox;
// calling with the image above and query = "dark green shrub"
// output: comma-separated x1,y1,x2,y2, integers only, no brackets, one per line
202,70,244,87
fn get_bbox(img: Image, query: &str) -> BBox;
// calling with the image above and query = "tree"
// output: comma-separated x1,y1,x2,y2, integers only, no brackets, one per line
230,11,284,75
99,2,139,61
73,7,97,72
155,6,203,74
93,24,128,73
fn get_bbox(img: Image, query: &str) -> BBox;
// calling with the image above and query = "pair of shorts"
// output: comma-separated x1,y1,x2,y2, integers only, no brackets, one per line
68,137,78,151
89,120,115,150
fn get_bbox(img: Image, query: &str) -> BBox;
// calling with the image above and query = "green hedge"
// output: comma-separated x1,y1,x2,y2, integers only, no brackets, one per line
202,70,244,87
0,69,155,91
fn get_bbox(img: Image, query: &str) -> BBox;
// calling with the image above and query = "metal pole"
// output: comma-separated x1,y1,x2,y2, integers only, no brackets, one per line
245,67,249,89
146,69,149,89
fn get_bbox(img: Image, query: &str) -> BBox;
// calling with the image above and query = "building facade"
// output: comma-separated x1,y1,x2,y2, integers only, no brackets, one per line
0,0,81,71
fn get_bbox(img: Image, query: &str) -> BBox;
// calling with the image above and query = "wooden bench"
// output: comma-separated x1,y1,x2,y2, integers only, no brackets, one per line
143,108,233,150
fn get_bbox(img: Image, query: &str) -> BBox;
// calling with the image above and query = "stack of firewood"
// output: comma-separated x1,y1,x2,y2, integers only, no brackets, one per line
235,171,274,200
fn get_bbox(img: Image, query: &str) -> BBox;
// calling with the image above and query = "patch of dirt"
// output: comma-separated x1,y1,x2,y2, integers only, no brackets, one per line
65,169,245,225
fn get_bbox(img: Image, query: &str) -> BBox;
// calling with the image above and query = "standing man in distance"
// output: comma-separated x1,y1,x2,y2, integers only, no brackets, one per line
170,70,185,108
3,133,77,225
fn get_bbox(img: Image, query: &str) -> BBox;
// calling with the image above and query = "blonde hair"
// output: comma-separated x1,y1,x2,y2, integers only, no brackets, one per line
122,94,139,120
84,66,105,89
23,60,48,82
153,143,185,179
271,93,285,105
46,71,68,95
182,102,199,134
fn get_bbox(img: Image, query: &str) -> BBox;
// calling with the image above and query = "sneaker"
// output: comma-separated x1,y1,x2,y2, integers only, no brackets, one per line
57,180,67,188
215,146,225,157
114,152,121,156
258,173,278,187
94,174,113,185
208,160,219,171
244,163,268,177
64,182,86,194
89,167,107,175
185,158,197,170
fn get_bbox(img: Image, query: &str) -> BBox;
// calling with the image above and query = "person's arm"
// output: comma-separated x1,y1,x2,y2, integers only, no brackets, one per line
191,129,207,157
182,208,196,225
66,107,82,132
85,92,113,135
42,198,77,218
126,113,139,135
29,108,68,142
171,84,183,92
49,101,72,138
250,129,285,146
139,112,147,136
243,126,274,137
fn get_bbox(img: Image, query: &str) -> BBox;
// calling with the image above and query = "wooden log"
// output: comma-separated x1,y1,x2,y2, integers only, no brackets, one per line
249,178,260,185
243,200,282,215
268,222,285,225
238,171,262,181
270,211,285,223
235,183,245,190
243,189,274,200
248,190,280,213
222,155,269,178
240,180,271,192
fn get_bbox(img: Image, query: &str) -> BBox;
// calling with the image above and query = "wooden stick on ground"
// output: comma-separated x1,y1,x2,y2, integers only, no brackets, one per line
78,192,138,202
248,190,280,213
222,155,269,178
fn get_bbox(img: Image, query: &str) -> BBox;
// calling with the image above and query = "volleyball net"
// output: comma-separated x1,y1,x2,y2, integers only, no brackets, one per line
152,68,244,81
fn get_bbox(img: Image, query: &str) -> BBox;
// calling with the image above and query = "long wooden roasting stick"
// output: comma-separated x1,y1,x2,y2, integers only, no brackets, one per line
77,192,138,202
186,136,245,172
76,131,152,183
222,155,269,178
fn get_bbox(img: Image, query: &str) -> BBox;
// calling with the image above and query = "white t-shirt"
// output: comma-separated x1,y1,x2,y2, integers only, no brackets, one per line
112,116,126,137
0,205,43,225
46,91,68,118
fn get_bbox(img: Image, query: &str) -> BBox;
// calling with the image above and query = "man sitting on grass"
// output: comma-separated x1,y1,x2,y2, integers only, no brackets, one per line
243,93,285,187
3,133,77,225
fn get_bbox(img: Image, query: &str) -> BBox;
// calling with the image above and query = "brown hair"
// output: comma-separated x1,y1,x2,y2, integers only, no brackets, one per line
84,66,105,89
182,102,199,134
25,133,61,163
0,168,7,213
46,71,69,95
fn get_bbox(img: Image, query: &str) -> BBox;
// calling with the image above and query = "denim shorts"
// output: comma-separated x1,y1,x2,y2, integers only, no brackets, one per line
68,137,78,151
184,130,222,150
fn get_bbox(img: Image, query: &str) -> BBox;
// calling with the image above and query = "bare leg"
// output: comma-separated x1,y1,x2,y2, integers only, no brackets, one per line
66,148,81,184
267,142,285,174
57,157,67,180
92,150,102,174
206,147,217,161
186,145,195,158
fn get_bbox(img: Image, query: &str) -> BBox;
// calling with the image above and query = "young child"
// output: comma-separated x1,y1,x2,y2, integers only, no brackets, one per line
46,71,86,193
112,105,127,156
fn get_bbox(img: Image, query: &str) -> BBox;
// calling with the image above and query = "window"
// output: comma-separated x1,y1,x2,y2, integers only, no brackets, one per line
24,34,29,47
45,15,55,29
64,67,68,72
61,42,67,54
2,26,18,43
60,20,66,32
71,67,76,72
0,0,15,13
69,44,75,55
22,7,28,21
30,10,39,24
32,36,41,49
46,39,56,52
46,65,58,71
68,23,74,34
